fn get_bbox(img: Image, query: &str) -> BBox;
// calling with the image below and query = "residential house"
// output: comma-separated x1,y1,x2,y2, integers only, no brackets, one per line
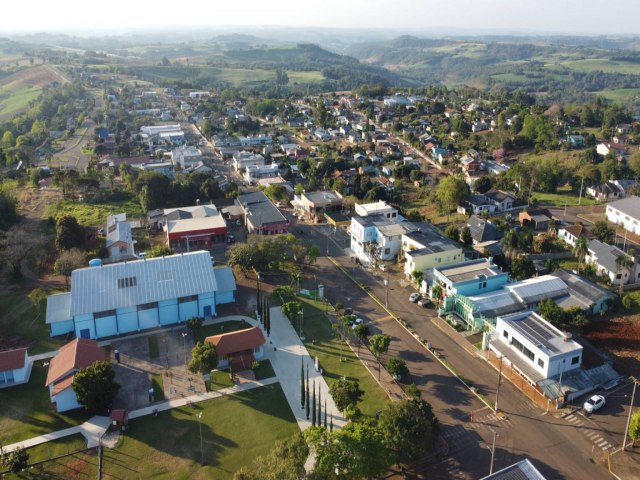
519,210,552,231
239,135,272,147
45,339,105,412
471,121,489,133
237,191,289,235
586,181,624,201
484,190,517,211
488,311,583,383
558,224,584,247
402,227,464,279
567,135,585,147
355,201,397,219
244,163,279,185
133,161,175,178
205,327,265,370
585,239,638,286
171,145,202,169
605,195,640,235
458,195,496,215
0,348,29,387
551,268,615,315
292,191,343,222
460,156,483,174
45,252,236,339
106,213,136,262
596,142,628,160
351,214,419,265
432,259,508,297
232,151,265,172
163,204,228,251
467,215,503,244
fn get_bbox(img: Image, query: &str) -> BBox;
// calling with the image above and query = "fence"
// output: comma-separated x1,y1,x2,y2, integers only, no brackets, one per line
486,350,560,413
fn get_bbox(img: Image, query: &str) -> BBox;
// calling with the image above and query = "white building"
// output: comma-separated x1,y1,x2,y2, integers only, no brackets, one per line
351,215,419,264
490,311,583,381
354,201,398,219
171,145,202,169
605,196,640,235
232,151,265,172
140,124,182,136
585,239,638,286
106,213,136,262
244,163,279,184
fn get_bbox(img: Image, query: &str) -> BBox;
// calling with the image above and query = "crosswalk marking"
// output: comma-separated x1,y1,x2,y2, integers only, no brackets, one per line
564,412,618,452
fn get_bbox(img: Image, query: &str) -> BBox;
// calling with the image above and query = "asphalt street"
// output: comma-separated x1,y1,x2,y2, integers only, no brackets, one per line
295,221,616,479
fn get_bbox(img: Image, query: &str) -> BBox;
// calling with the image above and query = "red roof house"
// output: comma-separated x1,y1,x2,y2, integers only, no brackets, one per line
46,339,105,412
205,327,266,371
0,348,29,386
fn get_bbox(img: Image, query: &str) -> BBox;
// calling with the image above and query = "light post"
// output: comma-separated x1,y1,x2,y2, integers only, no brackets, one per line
298,310,305,340
384,270,390,308
489,430,499,475
182,332,188,365
623,377,637,450
197,412,205,465
495,355,503,413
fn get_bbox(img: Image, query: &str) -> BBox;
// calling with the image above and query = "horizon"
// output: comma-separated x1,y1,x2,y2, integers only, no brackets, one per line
1,0,639,37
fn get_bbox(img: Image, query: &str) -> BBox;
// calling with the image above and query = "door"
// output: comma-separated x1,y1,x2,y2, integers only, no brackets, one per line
203,305,212,317
80,328,91,339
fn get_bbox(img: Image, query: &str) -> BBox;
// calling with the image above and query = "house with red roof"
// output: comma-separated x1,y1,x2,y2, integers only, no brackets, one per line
0,348,29,387
205,326,266,371
45,339,105,412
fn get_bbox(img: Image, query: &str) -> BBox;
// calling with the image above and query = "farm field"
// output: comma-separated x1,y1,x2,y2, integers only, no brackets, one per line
44,197,145,227
545,58,640,75
0,65,67,121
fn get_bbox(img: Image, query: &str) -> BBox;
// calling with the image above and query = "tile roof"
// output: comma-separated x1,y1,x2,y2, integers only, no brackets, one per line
0,348,27,372
46,339,104,386
562,224,584,238
205,327,266,357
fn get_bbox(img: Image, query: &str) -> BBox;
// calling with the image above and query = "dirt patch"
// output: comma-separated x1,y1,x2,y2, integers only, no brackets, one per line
0,65,68,89
17,186,63,221
583,315,640,376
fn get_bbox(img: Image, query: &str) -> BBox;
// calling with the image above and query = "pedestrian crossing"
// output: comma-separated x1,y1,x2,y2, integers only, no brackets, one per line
564,413,615,451
436,456,473,479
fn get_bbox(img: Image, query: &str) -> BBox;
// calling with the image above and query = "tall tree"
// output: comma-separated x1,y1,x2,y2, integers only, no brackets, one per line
312,382,317,426
0,226,43,279
369,334,391,380
55,215,84,251
300,359,305,409
436,176,468,220
615,252,634,295
305,370,310,420
54,248,86,288
573,235,588,273
592,220,615,244
188,342,218,374
329,378,364,412
72,361,120,413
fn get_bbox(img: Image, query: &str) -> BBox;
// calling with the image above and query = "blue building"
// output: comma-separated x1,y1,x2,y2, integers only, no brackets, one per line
46,251,236,340
432,258,507,297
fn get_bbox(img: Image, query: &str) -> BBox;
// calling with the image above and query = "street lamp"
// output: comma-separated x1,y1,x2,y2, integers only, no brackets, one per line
182,332,188,365
197,411,205,465
489,430,499,475
495,355,503,413
298,310,305,340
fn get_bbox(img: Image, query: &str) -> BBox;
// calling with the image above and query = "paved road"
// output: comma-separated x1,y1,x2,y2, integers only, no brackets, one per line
294,222,613,479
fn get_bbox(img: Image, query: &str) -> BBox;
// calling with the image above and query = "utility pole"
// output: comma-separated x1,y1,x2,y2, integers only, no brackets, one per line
578,175,585,206
495,355,503,413
385,270,390,308
489,430,499,475
623,377,637,450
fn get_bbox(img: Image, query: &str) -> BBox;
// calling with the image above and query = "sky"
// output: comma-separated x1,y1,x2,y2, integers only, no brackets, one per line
1,0,639,36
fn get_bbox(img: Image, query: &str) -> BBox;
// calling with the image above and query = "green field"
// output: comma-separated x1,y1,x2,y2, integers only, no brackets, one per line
296,297,390,417
595,88,640,102
44,197,145,226
22,384,299,480
546,58,640,75
0,367,91,445
0,82,42,121
533,189,598,207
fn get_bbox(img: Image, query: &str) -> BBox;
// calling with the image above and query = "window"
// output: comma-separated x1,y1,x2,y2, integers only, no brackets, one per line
384,248,390,254
511,337,535,362
95,309,116,319
503,330,509,339
178,295,198,304
117,276,137,288
538,358,544,368
137,302,158,311
616,274,622,279
571,356,580,365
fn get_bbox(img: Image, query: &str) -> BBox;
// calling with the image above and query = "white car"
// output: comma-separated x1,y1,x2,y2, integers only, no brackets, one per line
583,395,606,414
409,292,421,303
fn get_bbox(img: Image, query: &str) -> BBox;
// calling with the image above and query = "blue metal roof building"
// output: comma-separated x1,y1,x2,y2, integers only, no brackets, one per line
46,251,236,340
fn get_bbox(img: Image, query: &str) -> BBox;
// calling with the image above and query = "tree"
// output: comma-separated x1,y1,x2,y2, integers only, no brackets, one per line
501,229,521,261
232,433,309,480
312,381,317,426
55,215,84,251
328,378,364,412
573,235,588,272
461,226,473,247
263,184,289,203
282,301,302,323
186,316,204,334
146,245,174,258
378,398,439,466
369,334,391,380
0,226,43,279
592,220,615,244
2,447,29,473
300,359,305,409
444,225,461,242
54,248,86,288
615,252,634,295
308,244,320,265
474,175,492,194
386,357,409,381
432,284,443,307
28,288,47,322
0,191,18,231
509,256,535,281
353,323,370,353
307,423,394,480
72,361,120,413
538,298,565,326
188,342,218,374
436,176,468,220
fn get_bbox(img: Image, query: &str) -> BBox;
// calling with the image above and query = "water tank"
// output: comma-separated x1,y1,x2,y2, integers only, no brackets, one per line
89,258,103,268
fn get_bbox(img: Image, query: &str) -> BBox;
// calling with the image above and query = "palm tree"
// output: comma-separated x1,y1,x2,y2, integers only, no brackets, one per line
615,252,634,296
573,235,588,273
501,230,520,261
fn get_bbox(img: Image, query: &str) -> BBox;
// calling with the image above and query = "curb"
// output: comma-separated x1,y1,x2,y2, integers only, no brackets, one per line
327,256,495,412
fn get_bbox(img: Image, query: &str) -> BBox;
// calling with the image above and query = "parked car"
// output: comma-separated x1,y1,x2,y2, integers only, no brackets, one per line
226,234,235,244
583,394,606,414
409,292,421,303
343,307,353,316
417,297,431,308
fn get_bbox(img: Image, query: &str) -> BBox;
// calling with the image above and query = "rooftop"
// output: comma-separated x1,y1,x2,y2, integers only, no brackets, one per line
46,292,72,324
436,259,503,284
480,458,546,480
506,275,568,305
302,190,343,206
404,229,461,254
587,239,632,273
164,205,227,234
498,311,582,356
205,327,266,356
0,348,27,372
46,339,104,386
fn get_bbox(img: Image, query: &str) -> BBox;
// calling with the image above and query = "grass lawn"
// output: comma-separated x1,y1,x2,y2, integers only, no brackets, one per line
44,197,144,227
253,359,275,380
25,433,87,464
0,293,67,354
295,297,389,417
208,369,235,391
195,320,252,344
148,336,160,359
52,384,298,480
533,188,598,207
151,374,166,402
0,367,91,445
